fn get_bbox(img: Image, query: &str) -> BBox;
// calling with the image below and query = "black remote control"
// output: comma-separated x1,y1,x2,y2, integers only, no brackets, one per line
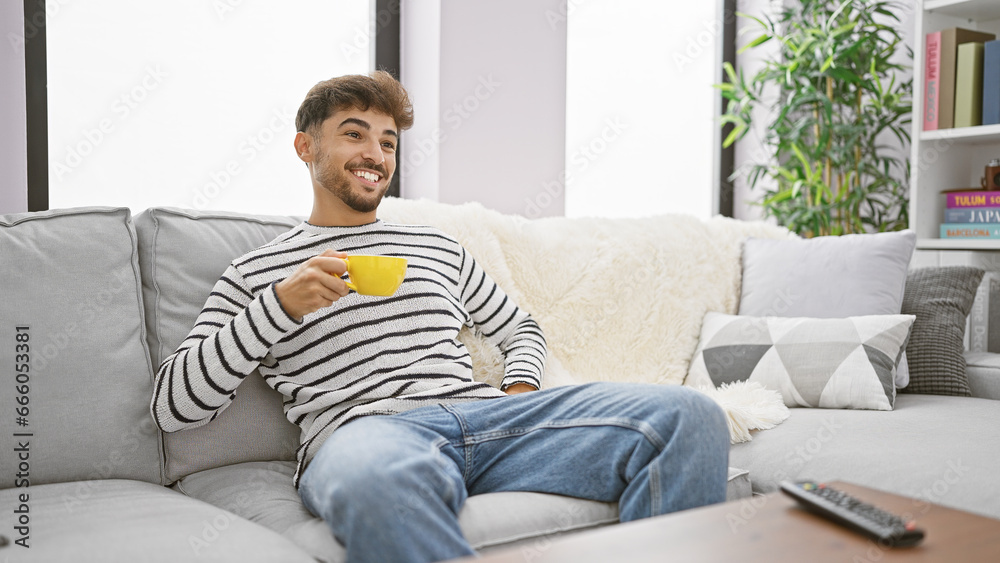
780,481,925,547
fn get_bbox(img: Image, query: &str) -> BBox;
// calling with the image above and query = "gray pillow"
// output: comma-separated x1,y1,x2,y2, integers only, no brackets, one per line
900,266,984,396
738,230,917,387
0,207,161,488
135,207,304,483
687,312,914,410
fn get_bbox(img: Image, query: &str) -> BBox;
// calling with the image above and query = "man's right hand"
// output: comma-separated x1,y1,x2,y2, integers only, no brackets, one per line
274,249,351,321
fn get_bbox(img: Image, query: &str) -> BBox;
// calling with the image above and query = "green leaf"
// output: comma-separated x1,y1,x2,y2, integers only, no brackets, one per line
723,61,739,85
791,180,804,198
738,34,771,54
735,11,768,30
831,22,858,38
722,123,747,148
790,143,814,180
828,0,854,29
827,67,861,83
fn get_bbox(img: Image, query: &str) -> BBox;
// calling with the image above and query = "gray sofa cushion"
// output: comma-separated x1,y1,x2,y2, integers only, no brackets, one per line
134,207,303,482
729,394,1000,520
738,230,917,388
175,461,752,562
0,479,315,562
964,351,1000,400
900,266,983,396
0,207,161,488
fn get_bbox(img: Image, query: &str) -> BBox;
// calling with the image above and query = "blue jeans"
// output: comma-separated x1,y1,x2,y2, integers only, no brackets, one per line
299,382,729,563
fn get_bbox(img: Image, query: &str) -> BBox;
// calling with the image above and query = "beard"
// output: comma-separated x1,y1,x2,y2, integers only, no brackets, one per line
314,155,390,214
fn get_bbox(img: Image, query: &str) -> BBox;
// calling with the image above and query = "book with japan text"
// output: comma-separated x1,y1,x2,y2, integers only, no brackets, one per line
945,207,1000,223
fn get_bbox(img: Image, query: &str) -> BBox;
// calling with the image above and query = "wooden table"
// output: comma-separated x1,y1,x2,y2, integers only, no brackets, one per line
458,481,1000,562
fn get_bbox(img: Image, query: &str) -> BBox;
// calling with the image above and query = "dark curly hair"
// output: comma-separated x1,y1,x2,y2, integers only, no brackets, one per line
295,71,414,135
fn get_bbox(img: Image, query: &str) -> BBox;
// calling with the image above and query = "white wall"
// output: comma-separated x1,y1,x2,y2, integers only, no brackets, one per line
1,2,28,215
400,0,567,218
399,0,441,203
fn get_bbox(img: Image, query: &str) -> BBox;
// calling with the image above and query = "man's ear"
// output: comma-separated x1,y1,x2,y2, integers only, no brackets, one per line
294,131,315,163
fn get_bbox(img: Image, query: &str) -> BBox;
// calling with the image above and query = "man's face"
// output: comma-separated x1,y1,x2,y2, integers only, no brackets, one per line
309,107,398,214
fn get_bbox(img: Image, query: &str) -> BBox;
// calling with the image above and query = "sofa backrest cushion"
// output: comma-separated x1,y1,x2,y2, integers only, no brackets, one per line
135,207,302,483
377,197,796,386
0,207,162,487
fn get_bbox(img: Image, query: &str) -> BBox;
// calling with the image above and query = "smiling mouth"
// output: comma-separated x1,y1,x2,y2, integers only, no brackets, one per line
351,169,382,186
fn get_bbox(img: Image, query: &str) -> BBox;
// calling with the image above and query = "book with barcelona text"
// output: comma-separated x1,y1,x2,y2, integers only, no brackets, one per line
941,224,1000,239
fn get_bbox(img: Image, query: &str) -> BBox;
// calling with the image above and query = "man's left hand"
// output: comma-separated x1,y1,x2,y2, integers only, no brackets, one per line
504,383,537,395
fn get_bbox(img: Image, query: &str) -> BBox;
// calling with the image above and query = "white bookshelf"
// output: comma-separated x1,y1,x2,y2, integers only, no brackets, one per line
911,0,1000,250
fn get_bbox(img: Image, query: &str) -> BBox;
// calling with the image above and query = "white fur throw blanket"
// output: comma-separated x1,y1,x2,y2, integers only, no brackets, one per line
377,197,794,442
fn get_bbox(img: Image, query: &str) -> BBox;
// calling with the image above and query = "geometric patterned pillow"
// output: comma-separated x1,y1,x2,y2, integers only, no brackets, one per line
685,312,916,410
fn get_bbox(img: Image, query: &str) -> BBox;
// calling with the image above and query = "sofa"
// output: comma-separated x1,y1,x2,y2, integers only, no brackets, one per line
1,198,998,562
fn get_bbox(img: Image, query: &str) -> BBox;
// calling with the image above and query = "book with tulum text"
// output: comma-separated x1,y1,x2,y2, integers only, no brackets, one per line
946,191,1000,208
924,31,941,131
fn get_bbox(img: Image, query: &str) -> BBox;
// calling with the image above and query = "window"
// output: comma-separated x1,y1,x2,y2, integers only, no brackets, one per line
565,2,722,219
47,1,372,215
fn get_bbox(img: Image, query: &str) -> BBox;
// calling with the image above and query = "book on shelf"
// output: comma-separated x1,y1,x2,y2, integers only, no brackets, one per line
924,31,941,131
968,272,1000,353
984,40,1000,126
946,190,1000,208
937,28,997,129
940,223,1000,238
944,207,1000,223
955,41,986,128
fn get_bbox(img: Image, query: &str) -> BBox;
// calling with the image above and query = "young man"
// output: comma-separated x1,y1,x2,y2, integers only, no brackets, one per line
151,71,729,563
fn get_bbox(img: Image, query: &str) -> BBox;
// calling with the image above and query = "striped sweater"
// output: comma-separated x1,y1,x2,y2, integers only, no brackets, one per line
151,220,546,485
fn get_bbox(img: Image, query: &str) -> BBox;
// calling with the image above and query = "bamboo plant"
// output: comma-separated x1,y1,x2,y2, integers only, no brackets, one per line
718,0,912,236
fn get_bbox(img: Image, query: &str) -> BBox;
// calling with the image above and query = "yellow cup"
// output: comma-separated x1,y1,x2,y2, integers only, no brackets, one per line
342,255,408,296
